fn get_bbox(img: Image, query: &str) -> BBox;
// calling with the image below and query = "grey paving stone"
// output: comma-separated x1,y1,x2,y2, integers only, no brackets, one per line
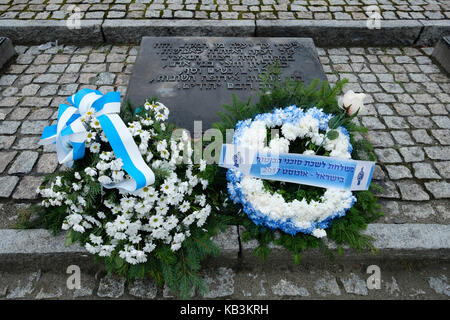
0,121,21,134
373,180,400,199
19,84,40,96
271,279,309,297
374,148,402,163
0,136,15,150
340,273,368,296
314,272,341,297
28,108,54,120
6,270,41,299
372,165,386,180
58,84,79,96
361,116,386,129
9,108,30,121
12,137,40,150
95,72,116,85
407,116,434,129
412,130,434,144
0,176,19,197
383,116,410,129
33,74,60,84
36,153,59,173
128,279,157,299
425,181,450,199
381,82,404,93
397,181,430,201
401,203,436,221
12,176,43,199
0,97,20,107
376,104,394,115
434,162,450,179
392,103,414,116
424,147,450,160
8,151,38,174
385,165,413,180
202,267,235,298
399,147,425,162
432,116,450,129
428,275,450,297
412,163,441,179
0,75,18,86
391,131,414,145
0,151,17,173
97,276,125,298
20,97,52,107
20,121,49,135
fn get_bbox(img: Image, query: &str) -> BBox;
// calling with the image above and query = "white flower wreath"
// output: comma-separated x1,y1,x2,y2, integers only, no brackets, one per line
38,101,212,264
227,106,357,238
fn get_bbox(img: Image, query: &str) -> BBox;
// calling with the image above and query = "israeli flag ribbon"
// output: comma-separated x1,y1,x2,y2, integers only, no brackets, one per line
39,88,155,192
219,144,375,191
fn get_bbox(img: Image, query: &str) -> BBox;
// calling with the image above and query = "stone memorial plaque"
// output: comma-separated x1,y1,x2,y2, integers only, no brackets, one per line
126,37,326,132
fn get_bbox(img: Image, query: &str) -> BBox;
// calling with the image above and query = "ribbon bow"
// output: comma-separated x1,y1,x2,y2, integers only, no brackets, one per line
39,88,155,192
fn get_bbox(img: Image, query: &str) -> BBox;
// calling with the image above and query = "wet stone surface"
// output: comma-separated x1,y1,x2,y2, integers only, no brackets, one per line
126,37,326,131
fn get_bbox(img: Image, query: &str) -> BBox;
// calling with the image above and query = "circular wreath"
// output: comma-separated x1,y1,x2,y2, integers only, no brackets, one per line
226,106,356,238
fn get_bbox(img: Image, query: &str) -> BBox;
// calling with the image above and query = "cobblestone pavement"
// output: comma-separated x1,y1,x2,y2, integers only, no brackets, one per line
0,257,449,299
0,43,449,227
0,0,449,21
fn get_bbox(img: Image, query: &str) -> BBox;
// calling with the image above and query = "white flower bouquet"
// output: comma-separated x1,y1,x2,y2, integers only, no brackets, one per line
33,90,228,298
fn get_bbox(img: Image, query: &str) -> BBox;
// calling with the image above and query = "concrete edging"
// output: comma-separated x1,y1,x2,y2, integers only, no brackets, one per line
0,19,103,45
255,20,424,47
416,20,450,46
0,19,449,46
102,19,256,43
242,223,450,261
1,224,449,263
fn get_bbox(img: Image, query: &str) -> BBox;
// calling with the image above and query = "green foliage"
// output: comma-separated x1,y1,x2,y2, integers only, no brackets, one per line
23,98,232,300
212,67,384,263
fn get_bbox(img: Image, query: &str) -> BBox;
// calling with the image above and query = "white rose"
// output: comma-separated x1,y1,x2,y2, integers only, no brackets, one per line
338,90,366,115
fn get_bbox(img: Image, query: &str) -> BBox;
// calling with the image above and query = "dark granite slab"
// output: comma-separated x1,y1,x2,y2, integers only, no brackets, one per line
432,36,450,75
126,37,326,132
0,37,15,70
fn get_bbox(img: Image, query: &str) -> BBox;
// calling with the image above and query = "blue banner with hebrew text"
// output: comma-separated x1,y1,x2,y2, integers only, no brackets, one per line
219,144,375,191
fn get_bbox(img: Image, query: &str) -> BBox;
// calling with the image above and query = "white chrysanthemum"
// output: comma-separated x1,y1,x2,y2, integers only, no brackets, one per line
89,142,100,153
229,107,354,238
84,167,97,177
38,100,213,265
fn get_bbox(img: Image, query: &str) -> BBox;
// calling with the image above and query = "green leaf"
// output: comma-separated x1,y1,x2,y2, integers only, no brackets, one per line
294,253,302,265
65,229,75,247
327,130,339,140
115,255,125,269
128,264,145,279
327,116,340,128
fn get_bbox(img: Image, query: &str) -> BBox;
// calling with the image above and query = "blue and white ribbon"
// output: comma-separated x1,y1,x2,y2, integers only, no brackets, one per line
219,144,375,191
39,89,155,192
